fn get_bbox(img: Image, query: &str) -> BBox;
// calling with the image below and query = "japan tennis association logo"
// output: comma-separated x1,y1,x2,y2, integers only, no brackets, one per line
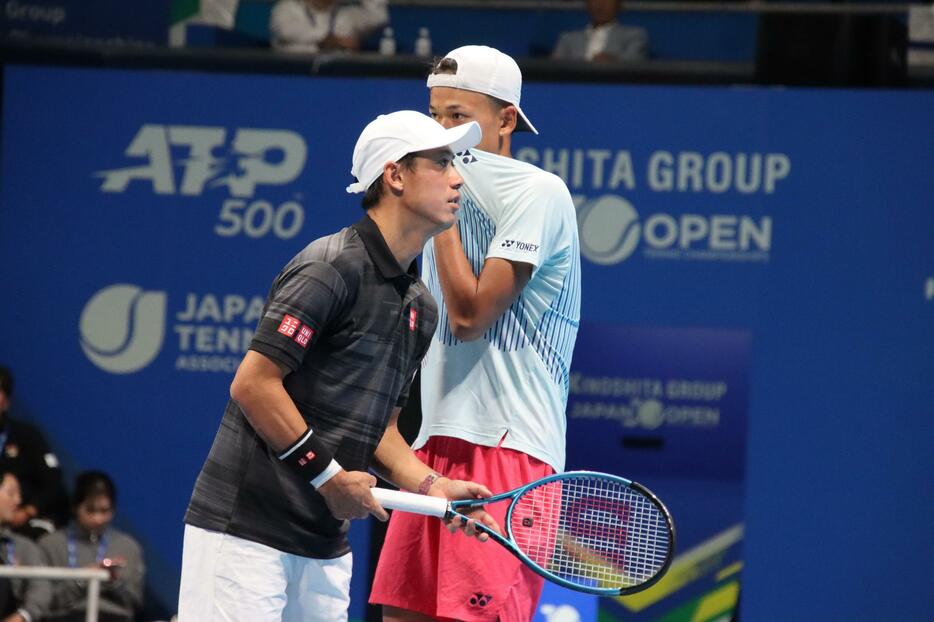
79,284,167,374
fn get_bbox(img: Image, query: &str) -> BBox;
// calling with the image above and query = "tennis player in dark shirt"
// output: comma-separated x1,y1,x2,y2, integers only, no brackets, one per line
179,111,499,622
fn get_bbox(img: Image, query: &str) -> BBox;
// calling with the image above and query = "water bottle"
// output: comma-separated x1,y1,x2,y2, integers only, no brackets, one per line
379,26,396,56
414,27,432,58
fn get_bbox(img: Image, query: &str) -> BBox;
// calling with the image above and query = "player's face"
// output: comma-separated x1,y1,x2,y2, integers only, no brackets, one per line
429,87,506,155
0,474,21,524
76,493,114,535
400,147,464,232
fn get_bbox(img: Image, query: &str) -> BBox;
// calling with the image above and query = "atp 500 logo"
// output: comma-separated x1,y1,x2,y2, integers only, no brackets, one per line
80,283,264,375
94,124,307,239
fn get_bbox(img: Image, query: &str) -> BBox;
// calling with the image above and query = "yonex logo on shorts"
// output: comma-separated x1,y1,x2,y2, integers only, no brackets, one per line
468,593,493,607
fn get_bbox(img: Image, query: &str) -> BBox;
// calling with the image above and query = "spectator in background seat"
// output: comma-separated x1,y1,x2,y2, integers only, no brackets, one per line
552,0,648,62
270,0,388,53
0,470,51,622
0,366,69,539
39,471,144,622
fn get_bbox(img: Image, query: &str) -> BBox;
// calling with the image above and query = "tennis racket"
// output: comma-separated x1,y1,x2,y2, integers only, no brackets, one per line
372,470,675,596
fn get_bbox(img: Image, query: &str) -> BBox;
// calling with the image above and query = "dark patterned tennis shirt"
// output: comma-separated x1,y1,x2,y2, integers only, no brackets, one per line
185,215,438,558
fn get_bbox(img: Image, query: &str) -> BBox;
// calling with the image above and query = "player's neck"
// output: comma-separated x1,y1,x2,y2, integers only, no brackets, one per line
477,133,512,158
496,134,512,158
366,206,429,269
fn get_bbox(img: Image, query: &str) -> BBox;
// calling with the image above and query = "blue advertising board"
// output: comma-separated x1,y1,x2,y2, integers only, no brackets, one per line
1,65,932,621
0,0,169,44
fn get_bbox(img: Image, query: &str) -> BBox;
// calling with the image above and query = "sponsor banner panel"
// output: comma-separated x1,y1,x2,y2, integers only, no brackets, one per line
567,323,750,480
0,0,169,44
566,324,748,620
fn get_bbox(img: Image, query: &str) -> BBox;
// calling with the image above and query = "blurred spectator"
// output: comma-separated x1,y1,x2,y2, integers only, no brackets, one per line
552,0,648,62
0,470,51,622
39,472,144,622
0,366,68,538
270,0,388,53
195,0,240,30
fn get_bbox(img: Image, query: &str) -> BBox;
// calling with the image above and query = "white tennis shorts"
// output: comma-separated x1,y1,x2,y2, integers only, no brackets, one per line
177,524,352,622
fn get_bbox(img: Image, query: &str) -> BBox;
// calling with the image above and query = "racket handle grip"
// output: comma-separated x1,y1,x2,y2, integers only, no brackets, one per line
371,488,449,518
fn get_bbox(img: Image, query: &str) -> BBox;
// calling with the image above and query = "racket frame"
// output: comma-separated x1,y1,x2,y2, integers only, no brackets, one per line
444,470,676,596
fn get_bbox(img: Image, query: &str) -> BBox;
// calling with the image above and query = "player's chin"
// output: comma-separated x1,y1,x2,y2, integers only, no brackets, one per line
436,205,460,227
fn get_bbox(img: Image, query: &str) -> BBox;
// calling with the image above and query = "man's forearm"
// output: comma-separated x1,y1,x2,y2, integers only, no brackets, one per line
231,351,308,452
433,226,482,324
371,425,436,493
235,384,307,452
434,225,532,340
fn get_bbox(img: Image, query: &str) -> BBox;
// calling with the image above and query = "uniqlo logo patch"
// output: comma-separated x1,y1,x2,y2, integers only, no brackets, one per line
298,450,316,466
295,325,314,348
409,307,417,331
277,314,301,337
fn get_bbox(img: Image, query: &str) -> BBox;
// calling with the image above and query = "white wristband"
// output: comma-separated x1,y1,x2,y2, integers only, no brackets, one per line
310,459,342,489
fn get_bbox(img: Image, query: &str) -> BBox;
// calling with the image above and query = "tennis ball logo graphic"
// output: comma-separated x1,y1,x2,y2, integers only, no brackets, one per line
577,195,640,265
637,399,664,430
540,604,581,622
79,284,167,374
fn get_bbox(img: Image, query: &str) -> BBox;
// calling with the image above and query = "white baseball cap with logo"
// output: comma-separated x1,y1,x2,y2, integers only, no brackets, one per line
426,45,538,135
346,110,482,194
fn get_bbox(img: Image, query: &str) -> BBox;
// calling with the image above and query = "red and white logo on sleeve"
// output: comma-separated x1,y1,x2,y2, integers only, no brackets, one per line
277,314,315,349
409,307,417,331
295,325,313,348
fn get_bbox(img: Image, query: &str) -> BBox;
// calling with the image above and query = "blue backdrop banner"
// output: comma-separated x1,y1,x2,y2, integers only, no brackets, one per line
1,65,932,621
0,0,169,44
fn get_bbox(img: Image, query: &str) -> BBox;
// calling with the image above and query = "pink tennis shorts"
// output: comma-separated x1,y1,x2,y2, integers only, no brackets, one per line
370,435,554,621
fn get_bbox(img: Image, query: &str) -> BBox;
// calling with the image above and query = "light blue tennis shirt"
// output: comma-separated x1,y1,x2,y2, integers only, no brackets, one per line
416,147,581,472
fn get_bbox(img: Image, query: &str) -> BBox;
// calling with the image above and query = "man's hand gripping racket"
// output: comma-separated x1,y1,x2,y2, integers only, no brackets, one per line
372,471,675,596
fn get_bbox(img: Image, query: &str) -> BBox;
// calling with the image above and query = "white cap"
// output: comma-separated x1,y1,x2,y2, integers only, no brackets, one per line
426,45,538,135
346,110,481,194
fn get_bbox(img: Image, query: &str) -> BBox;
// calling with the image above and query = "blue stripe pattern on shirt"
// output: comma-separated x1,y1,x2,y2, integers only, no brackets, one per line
426,196,580,392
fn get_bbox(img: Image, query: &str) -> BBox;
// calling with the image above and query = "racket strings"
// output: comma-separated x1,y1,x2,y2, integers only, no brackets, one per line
509,477,670,590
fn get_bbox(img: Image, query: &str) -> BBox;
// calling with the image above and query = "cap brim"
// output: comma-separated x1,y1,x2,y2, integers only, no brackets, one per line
514,105,538,135
346,121,482,194
427,72,538,135
411,120,482,156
